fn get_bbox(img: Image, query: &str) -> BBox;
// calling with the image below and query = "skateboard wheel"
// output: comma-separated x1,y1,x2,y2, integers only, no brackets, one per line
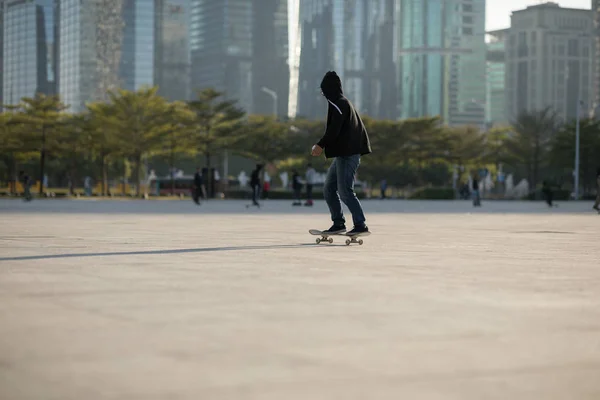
358,239,363,245
345,239,351,245
316,238,321,244
328,238,333,243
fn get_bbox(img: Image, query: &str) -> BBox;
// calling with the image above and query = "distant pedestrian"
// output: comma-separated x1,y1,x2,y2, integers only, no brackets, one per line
380,179,388,199
305,163,316,206
472,176,481,207
292,170,303,206
594,167,600,212
249,164,263,207
20,171,32,201
193,167,204,205
542,180,554,207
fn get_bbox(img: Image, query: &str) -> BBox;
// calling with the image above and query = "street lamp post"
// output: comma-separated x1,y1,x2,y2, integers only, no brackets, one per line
261,86,278,118
575,97,581,200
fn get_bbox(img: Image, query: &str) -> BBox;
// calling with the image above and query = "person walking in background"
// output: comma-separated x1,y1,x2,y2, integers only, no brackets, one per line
249,164,263,208
380,179,388,199
292,170,303,206
19,171,32,201
542,180,554,208
193,167,204,205
310,70,372,235
305,163,316,206
594,167,600,212
472,175,481,207
262,180,270,200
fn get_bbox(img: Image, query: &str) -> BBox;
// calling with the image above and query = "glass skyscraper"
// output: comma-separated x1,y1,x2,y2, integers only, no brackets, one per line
190,0,288,115
154,0,190,101
190,0,253,110
120,0,154,91
397,0,486,127
2,0,57,106
295,0,395,119
486,29,507,126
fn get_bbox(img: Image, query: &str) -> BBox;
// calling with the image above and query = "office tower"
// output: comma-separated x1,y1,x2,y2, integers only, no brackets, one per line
252,0,288,117
2,0,57,106
154,0,190,101
58,0,124,111
190,0,288,116
120,0,154,92
506,3,593,121
294,0,395,119
397,0,486,126
486,29,508,126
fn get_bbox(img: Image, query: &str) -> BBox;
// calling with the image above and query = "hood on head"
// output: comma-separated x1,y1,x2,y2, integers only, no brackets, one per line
320,71,343,101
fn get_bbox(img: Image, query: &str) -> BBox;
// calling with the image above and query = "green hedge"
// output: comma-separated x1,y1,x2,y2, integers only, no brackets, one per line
409,187,455,200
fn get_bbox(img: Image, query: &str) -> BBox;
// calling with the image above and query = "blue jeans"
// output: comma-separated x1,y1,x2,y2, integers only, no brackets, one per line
324,155,366,227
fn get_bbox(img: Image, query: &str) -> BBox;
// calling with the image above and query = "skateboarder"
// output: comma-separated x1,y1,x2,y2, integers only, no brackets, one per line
594,167,600,212
249,164,262,207
311,70,371,235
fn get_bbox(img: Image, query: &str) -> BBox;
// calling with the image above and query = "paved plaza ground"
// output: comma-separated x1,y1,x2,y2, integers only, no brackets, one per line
1,199,599,399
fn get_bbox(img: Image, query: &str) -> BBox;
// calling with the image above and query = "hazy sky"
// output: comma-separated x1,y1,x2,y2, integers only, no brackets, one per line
486,0,590,31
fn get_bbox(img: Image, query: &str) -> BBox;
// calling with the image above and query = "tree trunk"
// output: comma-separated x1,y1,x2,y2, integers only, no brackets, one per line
39,126,46,196
170,145,175,196
135,154,141,197
101,153,107,196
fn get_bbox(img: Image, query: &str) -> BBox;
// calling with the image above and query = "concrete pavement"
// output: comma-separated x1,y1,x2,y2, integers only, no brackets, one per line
1,199,599,399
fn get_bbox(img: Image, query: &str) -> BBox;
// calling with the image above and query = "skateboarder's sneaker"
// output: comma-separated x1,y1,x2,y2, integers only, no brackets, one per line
323,224,346,234
346,225,369,235
594,205,600,211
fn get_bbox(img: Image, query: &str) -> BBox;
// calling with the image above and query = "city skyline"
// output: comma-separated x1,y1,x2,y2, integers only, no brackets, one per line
486,0,590,31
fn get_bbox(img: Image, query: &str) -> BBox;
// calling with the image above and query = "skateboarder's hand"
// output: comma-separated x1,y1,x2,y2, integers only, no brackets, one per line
311,144,323,156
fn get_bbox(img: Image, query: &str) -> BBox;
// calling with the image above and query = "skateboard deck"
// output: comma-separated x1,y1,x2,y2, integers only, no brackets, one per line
309,229,371,245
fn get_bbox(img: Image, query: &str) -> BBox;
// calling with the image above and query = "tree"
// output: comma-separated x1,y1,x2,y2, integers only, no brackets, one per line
0,113,34,194
187,89,245,171
157,101,197,195
8,94,69,195
100,87,174,196
87,102,121,195
549,118,600,194
228,115,291,164
55,114,91,195
506,107,559,191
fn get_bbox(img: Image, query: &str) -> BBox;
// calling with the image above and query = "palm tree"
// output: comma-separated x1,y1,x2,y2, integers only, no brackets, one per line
99,87,173,196
8,94,69,195
187,88,245,171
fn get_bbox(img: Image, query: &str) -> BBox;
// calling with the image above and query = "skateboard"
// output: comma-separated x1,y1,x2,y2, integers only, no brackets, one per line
309,229,371,245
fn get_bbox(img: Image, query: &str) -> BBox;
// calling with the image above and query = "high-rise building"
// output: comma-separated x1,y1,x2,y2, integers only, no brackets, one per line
190,0,287,116
506,2,593,121
154,0,190,101
397,0,486,126
486,29,508,126
252,0,288,117
2,0,57,106
120,0,154,92
294,0,395,119
58,0,124,112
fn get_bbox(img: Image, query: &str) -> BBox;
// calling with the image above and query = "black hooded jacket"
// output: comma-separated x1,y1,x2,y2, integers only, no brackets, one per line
317,71,371,158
